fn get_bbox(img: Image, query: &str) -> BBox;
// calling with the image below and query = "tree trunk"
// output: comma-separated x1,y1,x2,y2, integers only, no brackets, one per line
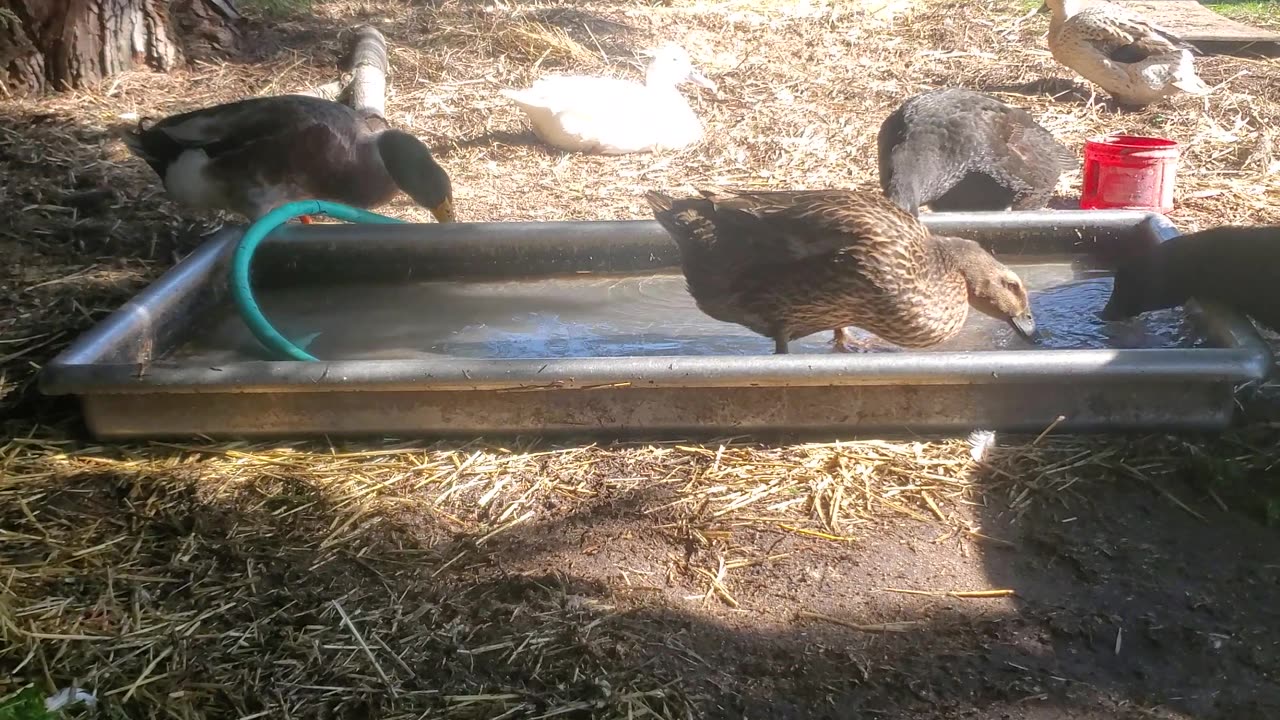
0,0,241,95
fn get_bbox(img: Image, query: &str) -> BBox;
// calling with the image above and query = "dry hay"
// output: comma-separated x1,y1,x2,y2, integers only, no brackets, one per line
2,0,1280,715
5,428,1274,716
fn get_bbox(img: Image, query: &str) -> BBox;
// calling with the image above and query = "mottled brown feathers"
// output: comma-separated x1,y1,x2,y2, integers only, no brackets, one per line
646,187,1038,353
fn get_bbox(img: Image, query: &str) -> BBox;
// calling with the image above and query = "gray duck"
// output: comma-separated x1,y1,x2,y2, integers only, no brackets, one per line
877,88,1075,217
1101,225,1280,332
645,187,1039,354
122,94,455,224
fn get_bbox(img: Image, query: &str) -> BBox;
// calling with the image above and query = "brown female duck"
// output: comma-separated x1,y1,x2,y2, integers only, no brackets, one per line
1101,225,1280,332
122,94,455,224
644,187,1039,354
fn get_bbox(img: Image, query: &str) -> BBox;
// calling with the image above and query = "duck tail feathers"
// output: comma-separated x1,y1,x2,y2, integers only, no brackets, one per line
499,88,542,109
643,189,675,213
119,120,155,161
1171,52,1211,95
119,116,183,177
1172,78,1210,95
644,190,720,258
1172,72,1211,95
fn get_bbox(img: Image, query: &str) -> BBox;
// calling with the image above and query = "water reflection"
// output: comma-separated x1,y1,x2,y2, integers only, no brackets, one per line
172,263,1202,362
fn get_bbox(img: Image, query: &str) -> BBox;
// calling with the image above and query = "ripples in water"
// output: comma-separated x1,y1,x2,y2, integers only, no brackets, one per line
171,264,1205,362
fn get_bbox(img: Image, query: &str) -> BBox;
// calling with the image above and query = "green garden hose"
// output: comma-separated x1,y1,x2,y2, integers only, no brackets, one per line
230,200,405,361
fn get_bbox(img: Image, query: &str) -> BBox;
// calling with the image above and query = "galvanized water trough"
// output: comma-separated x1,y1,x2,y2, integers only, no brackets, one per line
40,210,1272,439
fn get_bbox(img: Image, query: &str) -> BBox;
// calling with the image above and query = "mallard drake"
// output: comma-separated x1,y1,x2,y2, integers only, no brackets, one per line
500,44,717,155
644,187,1039,354
1101,225,1280,332
1039,0,1210,108
878,88,1076,217
122,94,455,224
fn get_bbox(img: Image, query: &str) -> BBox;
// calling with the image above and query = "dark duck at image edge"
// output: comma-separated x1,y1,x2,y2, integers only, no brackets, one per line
645,186,1039,355
877,88,1076,217
121,94,455,225
1101,225,1280,334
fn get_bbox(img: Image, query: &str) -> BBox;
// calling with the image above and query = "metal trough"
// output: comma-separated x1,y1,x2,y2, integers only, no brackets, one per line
40,210,1272,439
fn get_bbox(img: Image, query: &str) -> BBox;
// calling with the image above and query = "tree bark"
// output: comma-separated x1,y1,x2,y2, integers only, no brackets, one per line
0,0,240,95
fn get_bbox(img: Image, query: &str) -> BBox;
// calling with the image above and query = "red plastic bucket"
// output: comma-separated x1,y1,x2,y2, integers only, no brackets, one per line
1080,134,1180,213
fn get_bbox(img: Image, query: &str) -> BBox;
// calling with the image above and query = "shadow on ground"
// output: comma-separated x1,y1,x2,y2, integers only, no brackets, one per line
975,77,1096,105
3,432,1278,719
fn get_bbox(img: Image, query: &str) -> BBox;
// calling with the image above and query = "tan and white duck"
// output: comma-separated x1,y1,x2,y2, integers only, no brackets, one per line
1040,0,1211,108
122,94,455,224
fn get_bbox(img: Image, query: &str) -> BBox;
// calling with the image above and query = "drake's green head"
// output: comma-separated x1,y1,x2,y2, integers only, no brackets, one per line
377,130,455,223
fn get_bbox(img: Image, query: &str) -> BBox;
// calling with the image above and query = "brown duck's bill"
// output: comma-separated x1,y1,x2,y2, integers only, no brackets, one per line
1010,314,1040,342
430,198,456,223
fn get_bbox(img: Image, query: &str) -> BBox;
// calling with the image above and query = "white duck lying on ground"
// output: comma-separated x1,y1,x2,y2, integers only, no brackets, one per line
500,44,718,155
1040,0,1211,108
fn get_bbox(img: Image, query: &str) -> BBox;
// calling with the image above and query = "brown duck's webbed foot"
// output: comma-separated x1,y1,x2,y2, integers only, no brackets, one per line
832,327,853,351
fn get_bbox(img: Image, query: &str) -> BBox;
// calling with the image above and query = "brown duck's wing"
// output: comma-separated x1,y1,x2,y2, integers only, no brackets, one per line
1127,17,1199,53
689,188,938,304
924,100,1075,196
647,188,858,262
176,98,373,208
693,187,930,264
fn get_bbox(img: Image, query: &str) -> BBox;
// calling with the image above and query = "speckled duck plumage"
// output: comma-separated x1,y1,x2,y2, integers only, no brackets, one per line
645,187,1039,354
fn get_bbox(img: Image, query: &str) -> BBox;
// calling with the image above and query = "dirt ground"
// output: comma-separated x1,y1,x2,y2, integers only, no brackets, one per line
2,0,1279,718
